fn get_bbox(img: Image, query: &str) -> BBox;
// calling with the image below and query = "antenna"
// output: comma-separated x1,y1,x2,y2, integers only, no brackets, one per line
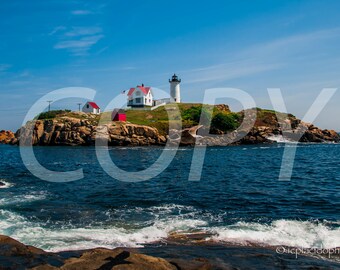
47,100,53,112
77,103,82,112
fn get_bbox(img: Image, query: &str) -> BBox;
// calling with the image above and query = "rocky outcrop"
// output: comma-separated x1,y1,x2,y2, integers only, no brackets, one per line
1,235,339,270
214,104,231,113
0,235,177,270
168,125,203,146
15,118,166,146
168,120,340,146
3,109,340,147
0,130,15,144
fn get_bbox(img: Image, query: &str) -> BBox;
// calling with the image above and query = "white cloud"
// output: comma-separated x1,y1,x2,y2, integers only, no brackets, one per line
54,35,103,49
71,10,92,15
65,27,102,37
49,26,66,36
240,27,340,59
180,27,340,85
53,26,104,56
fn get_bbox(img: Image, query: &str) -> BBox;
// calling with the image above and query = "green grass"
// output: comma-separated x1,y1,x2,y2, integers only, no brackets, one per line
37,110,71,120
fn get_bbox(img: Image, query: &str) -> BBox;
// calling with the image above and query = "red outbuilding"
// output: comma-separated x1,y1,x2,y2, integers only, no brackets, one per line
112,109,126,122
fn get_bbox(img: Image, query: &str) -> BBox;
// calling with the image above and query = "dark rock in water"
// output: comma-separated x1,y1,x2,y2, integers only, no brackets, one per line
0,182,4,187
0,235,176,270
0,235,339,269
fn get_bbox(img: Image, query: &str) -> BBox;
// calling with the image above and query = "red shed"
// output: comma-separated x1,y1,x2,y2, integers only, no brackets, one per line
112,109,126,122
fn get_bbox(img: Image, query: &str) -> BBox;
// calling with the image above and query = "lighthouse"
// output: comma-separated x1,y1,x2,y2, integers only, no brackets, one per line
169,73,181,103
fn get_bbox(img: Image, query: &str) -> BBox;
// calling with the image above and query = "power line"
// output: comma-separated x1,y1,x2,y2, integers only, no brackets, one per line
77,103,82,112
47,100,53,112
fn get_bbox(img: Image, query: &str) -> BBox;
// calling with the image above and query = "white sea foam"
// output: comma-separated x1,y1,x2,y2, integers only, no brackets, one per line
0,180,13,189
266,135,295,143
0,203,339,252
211,220,340,249
0,207,207,252
0,192,47,206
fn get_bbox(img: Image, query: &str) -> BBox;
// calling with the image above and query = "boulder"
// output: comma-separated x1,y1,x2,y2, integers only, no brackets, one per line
0,130,15,144
56,248,177,270
0,235,177,270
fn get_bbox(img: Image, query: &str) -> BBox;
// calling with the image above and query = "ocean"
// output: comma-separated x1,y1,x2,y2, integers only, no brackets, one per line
0,144,339,261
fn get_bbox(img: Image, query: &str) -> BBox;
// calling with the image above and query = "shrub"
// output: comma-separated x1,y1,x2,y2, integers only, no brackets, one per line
37,110,71,120
211,113,240,132
182,106,211,125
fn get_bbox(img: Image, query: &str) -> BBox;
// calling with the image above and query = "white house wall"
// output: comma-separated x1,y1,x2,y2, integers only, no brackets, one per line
82,103,100,114
129,88,153,106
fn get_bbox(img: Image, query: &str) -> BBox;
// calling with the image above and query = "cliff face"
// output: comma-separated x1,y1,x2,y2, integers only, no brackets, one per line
168,112,340,146
0,130,15,144
15,117,166,146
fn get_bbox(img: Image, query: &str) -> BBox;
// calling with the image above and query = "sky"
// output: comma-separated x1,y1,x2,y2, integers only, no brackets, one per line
1,0,340,131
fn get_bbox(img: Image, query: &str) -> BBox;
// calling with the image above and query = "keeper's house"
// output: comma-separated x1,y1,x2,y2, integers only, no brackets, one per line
127,84,153,108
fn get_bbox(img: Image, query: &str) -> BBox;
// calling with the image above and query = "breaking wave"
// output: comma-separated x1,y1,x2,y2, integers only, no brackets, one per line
266,135,296,143
0,180,13,189
0,203,338,252
211,220,340,249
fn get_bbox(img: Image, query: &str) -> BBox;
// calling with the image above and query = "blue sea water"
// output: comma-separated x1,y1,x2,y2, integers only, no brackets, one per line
0,144,339,252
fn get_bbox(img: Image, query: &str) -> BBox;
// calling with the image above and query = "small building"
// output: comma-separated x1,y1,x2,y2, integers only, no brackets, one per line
153,98,171,106
112,109,126,122
127,84,153,107
82,102,101,114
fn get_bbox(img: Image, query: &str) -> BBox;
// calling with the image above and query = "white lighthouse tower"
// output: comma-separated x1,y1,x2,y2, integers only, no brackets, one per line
169,73,181,103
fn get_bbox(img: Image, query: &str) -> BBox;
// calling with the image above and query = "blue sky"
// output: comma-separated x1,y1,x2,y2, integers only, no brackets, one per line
1,0,340,130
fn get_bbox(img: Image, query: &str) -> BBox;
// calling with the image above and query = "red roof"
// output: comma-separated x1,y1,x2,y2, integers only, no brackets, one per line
127,85,151,96
88,102,100,109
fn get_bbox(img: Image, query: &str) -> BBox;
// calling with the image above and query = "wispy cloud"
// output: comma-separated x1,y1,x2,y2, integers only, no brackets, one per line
181,61,282,84
64,27,102,37
0,64,11,72
181,27,340,85
240,27,340,59
48,26,66,36
55,35,103,50
53,26,104,56
71,10,92,15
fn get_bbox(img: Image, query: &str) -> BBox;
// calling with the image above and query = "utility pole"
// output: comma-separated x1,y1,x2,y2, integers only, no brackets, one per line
77,103,82,112
47,100,53,112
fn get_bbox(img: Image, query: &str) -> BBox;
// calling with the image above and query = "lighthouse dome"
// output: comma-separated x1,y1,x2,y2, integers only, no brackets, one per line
169,73,181,83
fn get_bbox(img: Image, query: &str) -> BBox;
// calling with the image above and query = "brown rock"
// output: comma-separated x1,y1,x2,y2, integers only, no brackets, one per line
59,248,177,270
0,235,45,257
0,235,177,270
0,130,15,144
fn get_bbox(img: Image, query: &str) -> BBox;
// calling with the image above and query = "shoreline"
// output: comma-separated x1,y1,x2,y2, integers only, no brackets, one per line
1,106,340,146
0,234,339,269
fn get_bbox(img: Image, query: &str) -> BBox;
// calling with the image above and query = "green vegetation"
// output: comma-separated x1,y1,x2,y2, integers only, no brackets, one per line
37,110,71,120
211,112,240,132
122,103,241,135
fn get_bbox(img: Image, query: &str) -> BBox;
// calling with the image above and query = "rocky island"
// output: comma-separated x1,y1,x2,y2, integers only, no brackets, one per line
1,104,339,146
